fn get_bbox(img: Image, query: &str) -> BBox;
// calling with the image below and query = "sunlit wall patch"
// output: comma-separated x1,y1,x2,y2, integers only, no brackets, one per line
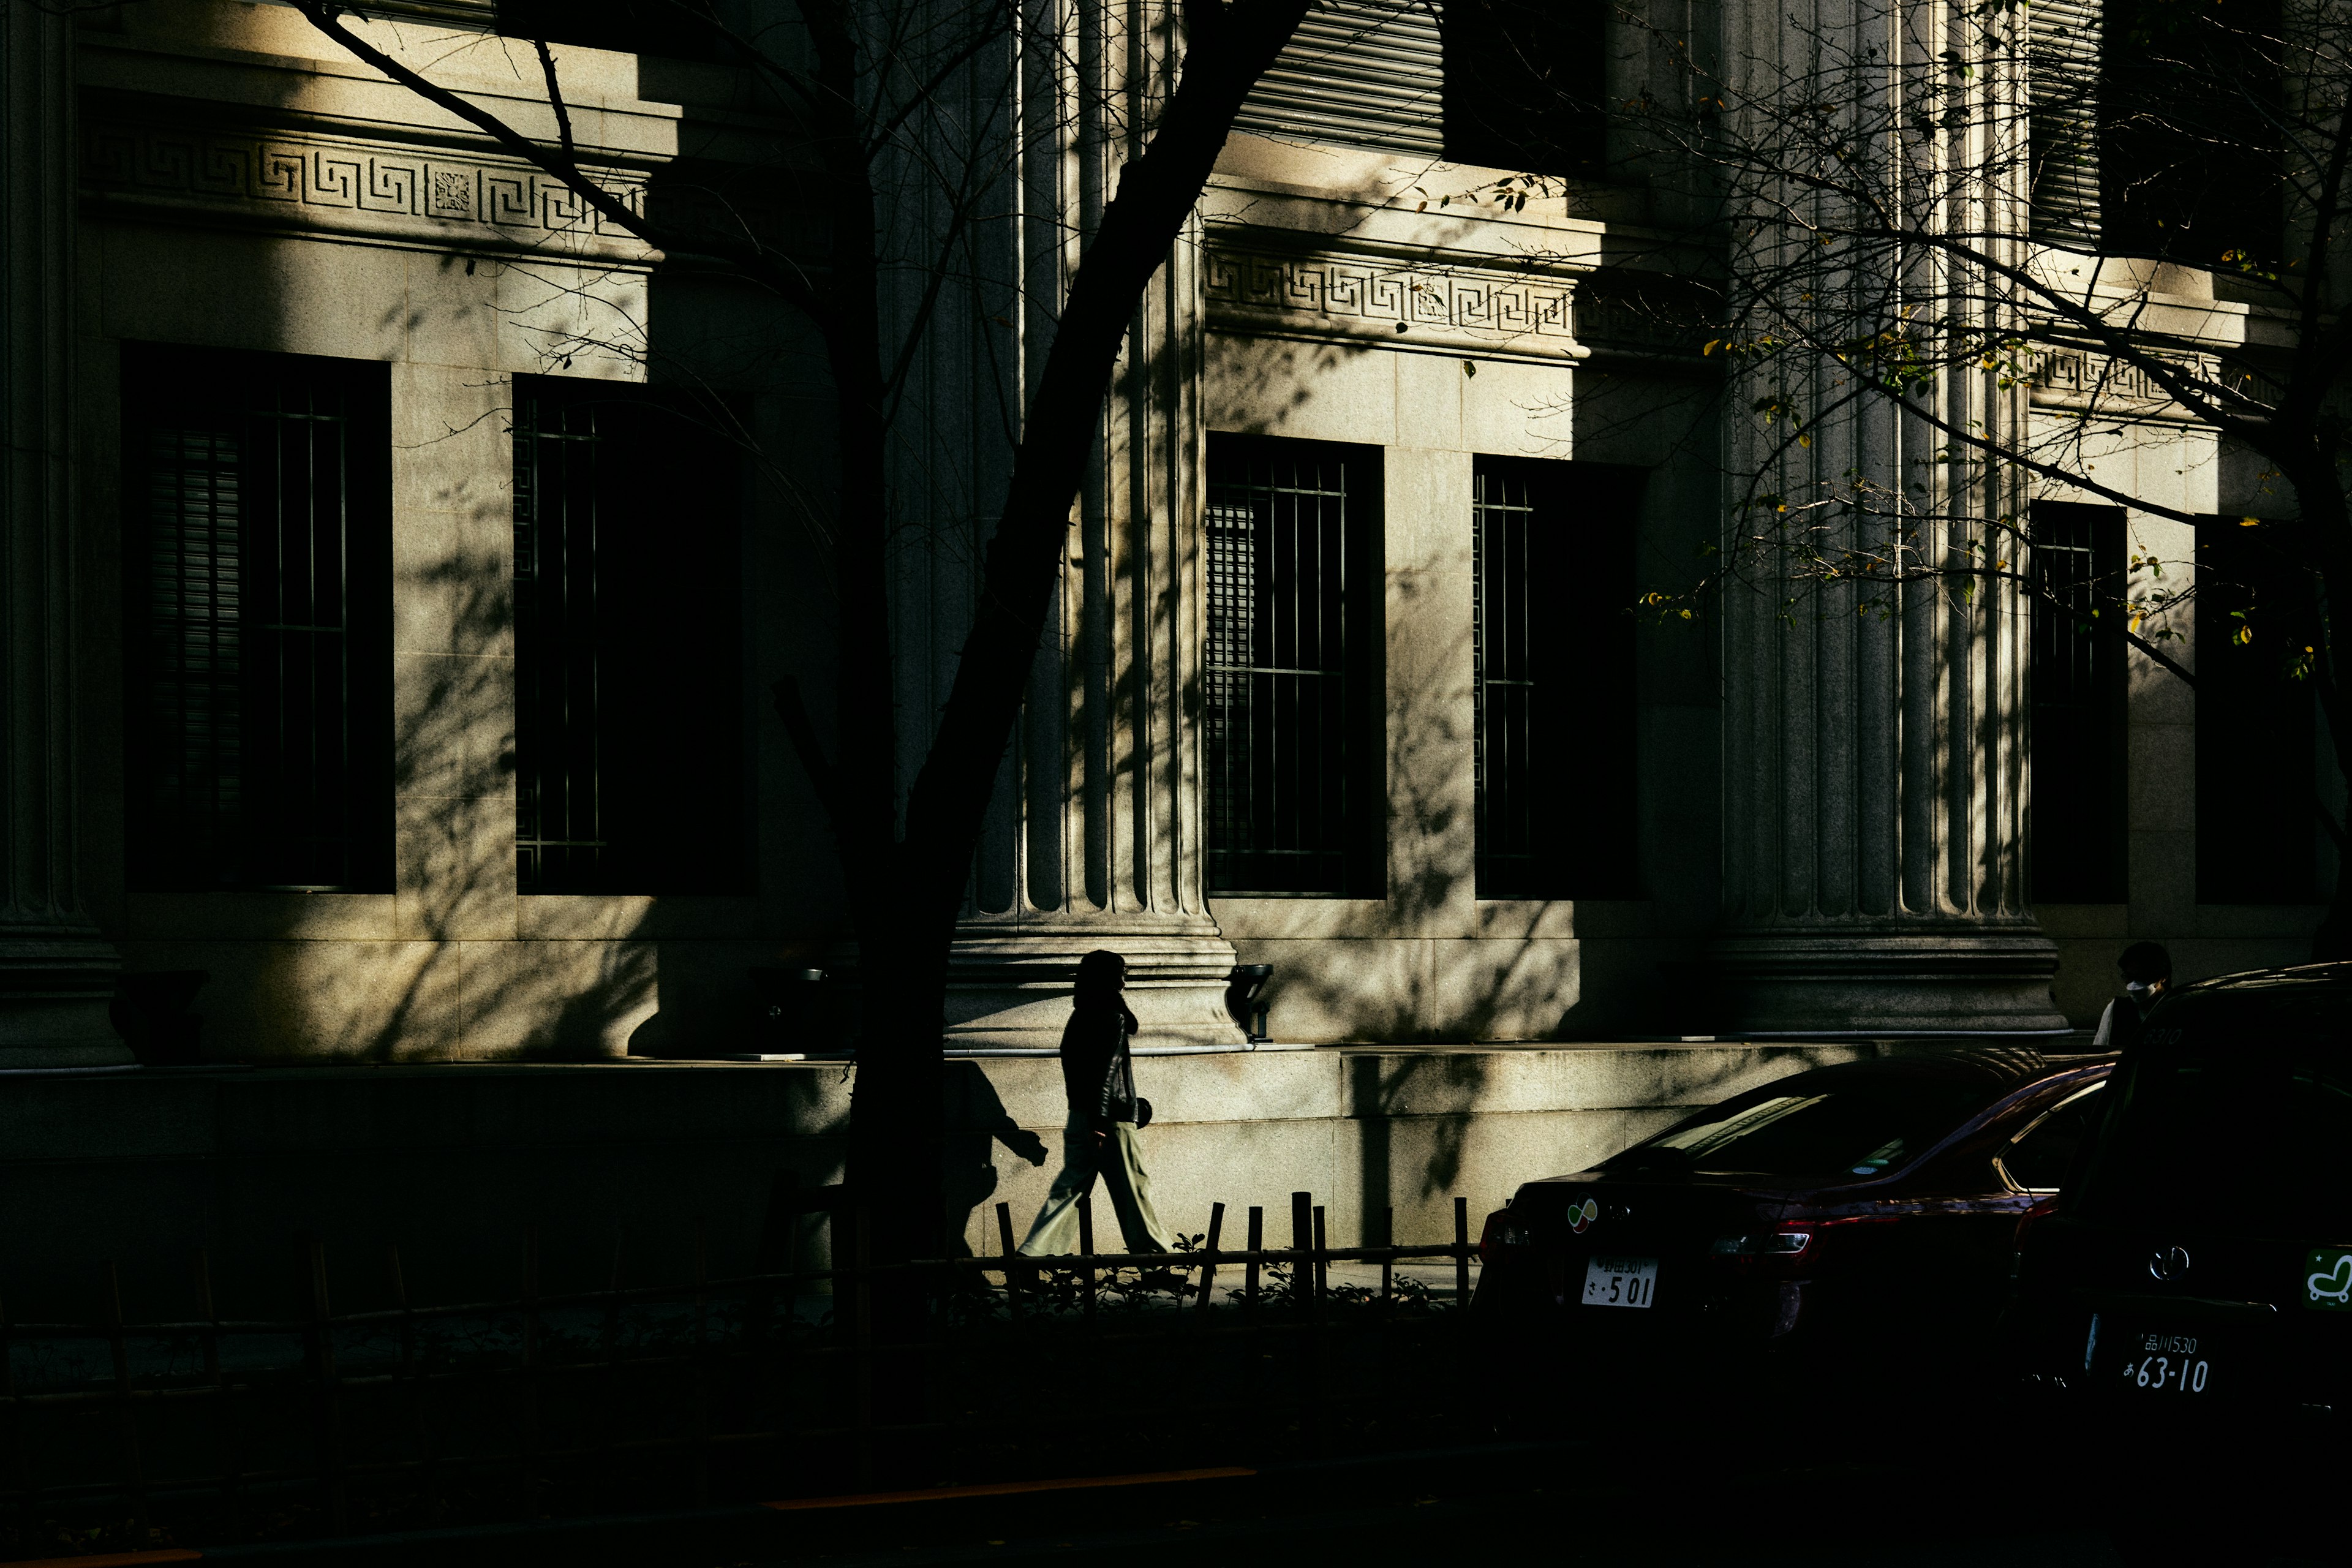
2305,1247,2352,1311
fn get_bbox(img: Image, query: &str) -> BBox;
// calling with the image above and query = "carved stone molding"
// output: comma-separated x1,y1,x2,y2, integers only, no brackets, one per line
2028,345,2217,422
82,122,650,256
1204,246,1583,358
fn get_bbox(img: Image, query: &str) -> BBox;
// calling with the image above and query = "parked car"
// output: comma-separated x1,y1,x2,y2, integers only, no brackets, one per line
2005,963,2352,1556
1473,1049,2110,1395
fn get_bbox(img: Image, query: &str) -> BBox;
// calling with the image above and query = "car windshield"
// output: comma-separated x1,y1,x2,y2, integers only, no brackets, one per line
1606,1074,1999,1178
2076,986,2352,1232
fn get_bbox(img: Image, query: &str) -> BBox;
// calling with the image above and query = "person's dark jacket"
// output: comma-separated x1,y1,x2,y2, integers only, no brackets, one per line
1059,999,1139,1126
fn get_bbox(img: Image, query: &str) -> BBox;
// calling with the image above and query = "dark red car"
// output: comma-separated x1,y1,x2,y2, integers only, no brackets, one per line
1472,1049,2111,1389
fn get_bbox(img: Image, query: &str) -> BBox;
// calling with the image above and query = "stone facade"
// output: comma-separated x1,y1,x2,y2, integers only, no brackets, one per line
0,0,2321,1078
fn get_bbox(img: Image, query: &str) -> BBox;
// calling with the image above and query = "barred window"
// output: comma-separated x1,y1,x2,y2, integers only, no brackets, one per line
1441,0,1609,176
2196,523,2318,904
2028,503,2128,902
1204,435,1385,897
123,347,393,892
513,378,748,895
1471,457,1642,899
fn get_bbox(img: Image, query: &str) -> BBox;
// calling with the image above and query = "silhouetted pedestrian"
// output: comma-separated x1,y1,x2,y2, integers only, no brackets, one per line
2092,941,2172,1052
1017,949,1171,1256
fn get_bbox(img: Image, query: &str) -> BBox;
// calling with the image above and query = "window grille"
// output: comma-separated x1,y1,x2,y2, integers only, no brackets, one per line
1235,0,1446,156
2028,0,2102,243
1204,436,1385,897
123,347,393,892
513,378,748,895
2196,524,2318,904
1471,457,1642,899
2027,503,2128,902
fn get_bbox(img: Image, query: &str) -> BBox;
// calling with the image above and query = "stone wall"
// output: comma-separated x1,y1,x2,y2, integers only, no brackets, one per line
0,1040,1885,1323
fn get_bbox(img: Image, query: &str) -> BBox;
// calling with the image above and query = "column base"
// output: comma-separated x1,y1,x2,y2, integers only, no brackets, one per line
1711,927,2067,1035
944,929,1246,1050
0,932,133,1068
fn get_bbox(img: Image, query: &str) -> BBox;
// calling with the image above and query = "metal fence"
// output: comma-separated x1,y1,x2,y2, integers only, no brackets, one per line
0,1190,1481,1556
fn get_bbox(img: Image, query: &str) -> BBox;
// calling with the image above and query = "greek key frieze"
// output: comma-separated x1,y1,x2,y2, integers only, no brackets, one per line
83,124,646,246
1205,249,1578,353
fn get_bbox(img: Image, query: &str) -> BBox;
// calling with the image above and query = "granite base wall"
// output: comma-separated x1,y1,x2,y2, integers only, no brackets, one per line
0,1040,1910,1323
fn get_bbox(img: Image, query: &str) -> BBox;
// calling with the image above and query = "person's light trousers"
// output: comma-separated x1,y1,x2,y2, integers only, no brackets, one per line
1017,1117,1171,1255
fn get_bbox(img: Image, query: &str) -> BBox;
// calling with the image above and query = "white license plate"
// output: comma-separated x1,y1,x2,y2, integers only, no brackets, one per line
1581,1256,1659,1309
2095,1319,2218,1396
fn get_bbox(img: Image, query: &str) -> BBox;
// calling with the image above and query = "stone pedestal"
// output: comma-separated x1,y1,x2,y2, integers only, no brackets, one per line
0,6,128,1067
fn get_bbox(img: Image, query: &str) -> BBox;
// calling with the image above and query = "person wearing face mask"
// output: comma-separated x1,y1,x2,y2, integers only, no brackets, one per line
2091,941,2172,1052
1016,949,1172,1257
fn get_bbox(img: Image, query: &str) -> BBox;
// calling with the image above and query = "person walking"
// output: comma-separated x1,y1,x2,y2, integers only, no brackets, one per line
2092,941,2172,1052
1017,949,1172,1256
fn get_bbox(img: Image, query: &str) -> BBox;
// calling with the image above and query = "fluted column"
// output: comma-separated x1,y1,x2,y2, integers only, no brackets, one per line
0,6,129,1066
883,0,1240,1047
1709,0,2062,1033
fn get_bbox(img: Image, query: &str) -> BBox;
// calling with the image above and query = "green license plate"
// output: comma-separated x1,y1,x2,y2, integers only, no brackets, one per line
2305,1248,2352,1311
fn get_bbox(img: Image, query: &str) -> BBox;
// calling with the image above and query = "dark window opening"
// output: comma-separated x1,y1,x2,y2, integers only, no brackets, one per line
1441,0,1608,176
1205,435,1385,898
123,345,393,892
513,378,748,895
2196,522,2318,903
1472,457,1643,899
2029,502,2128,903
2101,0,2283,265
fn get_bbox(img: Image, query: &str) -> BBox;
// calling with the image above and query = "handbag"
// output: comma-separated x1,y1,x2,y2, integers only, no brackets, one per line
1134,1097,1153,1129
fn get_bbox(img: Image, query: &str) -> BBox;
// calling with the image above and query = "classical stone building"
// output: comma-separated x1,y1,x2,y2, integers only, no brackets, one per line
0,0,2326,1291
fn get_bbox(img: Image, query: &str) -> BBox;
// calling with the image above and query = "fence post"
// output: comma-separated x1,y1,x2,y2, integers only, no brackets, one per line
1289,1193,1310,1313
993,1201,1024,1321
99,1262,146,1534
303,1238,347,1533
385,1244,437,1524
1454,1197,1471,1308
852,1207,875,1491
752,1172,791,1438
692,1217,712,1506
193,1251,237,1523
1194,1202,1226,1317
1,1283,22,1543
1381,1207,1395,1308
1305,1207,1330,1453
1077,1193,1098,1322
1244,1207,1264,1314
594,1234,625,1488
521,1224,543,1517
